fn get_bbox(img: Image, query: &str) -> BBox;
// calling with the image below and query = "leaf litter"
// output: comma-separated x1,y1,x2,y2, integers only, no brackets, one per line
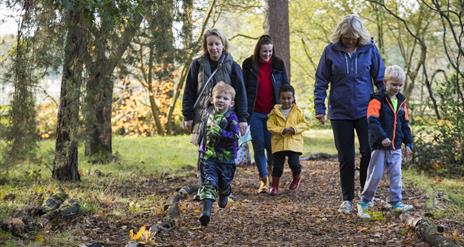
7,159,462,246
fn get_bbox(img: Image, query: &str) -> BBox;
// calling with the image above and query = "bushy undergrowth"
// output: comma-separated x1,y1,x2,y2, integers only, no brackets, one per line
412,79,464,177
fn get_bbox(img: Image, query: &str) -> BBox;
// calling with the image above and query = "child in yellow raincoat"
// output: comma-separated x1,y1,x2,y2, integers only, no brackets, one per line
267,84,309,195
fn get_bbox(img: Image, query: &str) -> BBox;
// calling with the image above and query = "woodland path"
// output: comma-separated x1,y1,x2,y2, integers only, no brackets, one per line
152,159,463,246
65,160,463,246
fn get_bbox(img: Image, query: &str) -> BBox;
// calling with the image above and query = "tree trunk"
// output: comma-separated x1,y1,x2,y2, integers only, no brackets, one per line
166,0,192,135
52,3,86,181
84,7,143,161
150,0,174,135
84,74,113,161
4,0,37,165
147,48,165,135
372,0,385,55
265,0,291,80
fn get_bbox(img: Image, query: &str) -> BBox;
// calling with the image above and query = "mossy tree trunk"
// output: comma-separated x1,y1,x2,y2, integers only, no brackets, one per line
83,2,144,162
52,3,86,181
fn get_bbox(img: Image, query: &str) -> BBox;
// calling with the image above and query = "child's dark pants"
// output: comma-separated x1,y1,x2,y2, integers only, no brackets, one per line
198,158,236,201
272,151,301,177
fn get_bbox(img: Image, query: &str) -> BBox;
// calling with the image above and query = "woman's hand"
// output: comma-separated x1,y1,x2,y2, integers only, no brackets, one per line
316,114,325,125
183,120,193,133
239,122,248,135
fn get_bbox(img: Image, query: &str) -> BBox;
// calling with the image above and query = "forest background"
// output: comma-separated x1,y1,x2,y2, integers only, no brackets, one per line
0,0,463,245
1,0,463,175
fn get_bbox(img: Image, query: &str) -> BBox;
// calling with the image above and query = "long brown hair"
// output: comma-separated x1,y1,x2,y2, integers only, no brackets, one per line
252,35,275,63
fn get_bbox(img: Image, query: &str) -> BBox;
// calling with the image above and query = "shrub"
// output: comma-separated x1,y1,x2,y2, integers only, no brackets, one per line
412,77,464,177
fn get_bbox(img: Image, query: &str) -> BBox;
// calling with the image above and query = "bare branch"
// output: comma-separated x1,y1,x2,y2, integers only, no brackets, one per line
34,84,58,107
301,38,317,72
229,34,260,41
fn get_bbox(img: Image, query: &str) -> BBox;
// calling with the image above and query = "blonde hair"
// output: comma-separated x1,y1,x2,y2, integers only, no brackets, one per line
384,65,405,83
202,28,229,55
330,14,371,46
212,81,236,99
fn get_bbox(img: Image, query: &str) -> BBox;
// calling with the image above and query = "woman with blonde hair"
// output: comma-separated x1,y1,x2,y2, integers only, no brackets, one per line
314,14,386,214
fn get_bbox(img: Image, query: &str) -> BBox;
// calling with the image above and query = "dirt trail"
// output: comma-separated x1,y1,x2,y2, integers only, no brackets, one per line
58,160,463,246
152,160,462,246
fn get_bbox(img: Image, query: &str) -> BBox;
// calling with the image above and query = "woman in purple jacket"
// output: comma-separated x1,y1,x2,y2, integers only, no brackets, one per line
314,15,385,214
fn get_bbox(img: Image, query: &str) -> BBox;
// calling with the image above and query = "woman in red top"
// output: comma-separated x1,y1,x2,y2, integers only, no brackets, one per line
242,35,289,193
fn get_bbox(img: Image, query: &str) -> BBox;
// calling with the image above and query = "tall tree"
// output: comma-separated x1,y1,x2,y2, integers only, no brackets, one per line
52,2,86,181
131,0,175,136
83,1,144,162
265,0,290,79
3,0,37,166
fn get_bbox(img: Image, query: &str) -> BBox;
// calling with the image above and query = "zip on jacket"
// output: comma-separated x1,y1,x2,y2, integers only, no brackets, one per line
367,93,413,150
242,56,289,121
314,41,386,120
266,104,309,154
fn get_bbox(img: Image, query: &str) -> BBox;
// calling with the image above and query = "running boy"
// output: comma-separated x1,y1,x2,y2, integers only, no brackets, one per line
267,84,309,196
358,65,413,219
197,82,240,226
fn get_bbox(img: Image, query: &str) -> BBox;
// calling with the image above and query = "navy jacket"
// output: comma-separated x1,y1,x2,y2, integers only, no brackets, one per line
367,92,413,150
242,56,289,122
314,41,385,120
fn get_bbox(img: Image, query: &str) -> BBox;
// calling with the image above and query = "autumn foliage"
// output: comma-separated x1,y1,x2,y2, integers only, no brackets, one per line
35,77,184,139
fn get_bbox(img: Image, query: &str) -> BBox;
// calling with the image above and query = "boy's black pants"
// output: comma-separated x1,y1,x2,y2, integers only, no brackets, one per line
272,151,301,177
198,158,236,201
331,118,371,201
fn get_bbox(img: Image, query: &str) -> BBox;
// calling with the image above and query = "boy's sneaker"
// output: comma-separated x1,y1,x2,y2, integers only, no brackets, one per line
368,201,374,207
357,202,371,220
391,202,413,213
338,200,353,214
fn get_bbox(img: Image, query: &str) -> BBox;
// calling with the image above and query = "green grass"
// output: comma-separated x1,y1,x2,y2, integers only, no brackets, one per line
1,132,463,246
32,135,198,178
0,135,199,246
303,129,336,155
404,169,464,222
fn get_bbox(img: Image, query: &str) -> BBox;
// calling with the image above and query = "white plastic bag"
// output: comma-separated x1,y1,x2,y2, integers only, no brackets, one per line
235,126,252,166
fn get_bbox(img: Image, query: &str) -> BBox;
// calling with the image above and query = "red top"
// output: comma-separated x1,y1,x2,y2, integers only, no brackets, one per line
254,59,274,113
